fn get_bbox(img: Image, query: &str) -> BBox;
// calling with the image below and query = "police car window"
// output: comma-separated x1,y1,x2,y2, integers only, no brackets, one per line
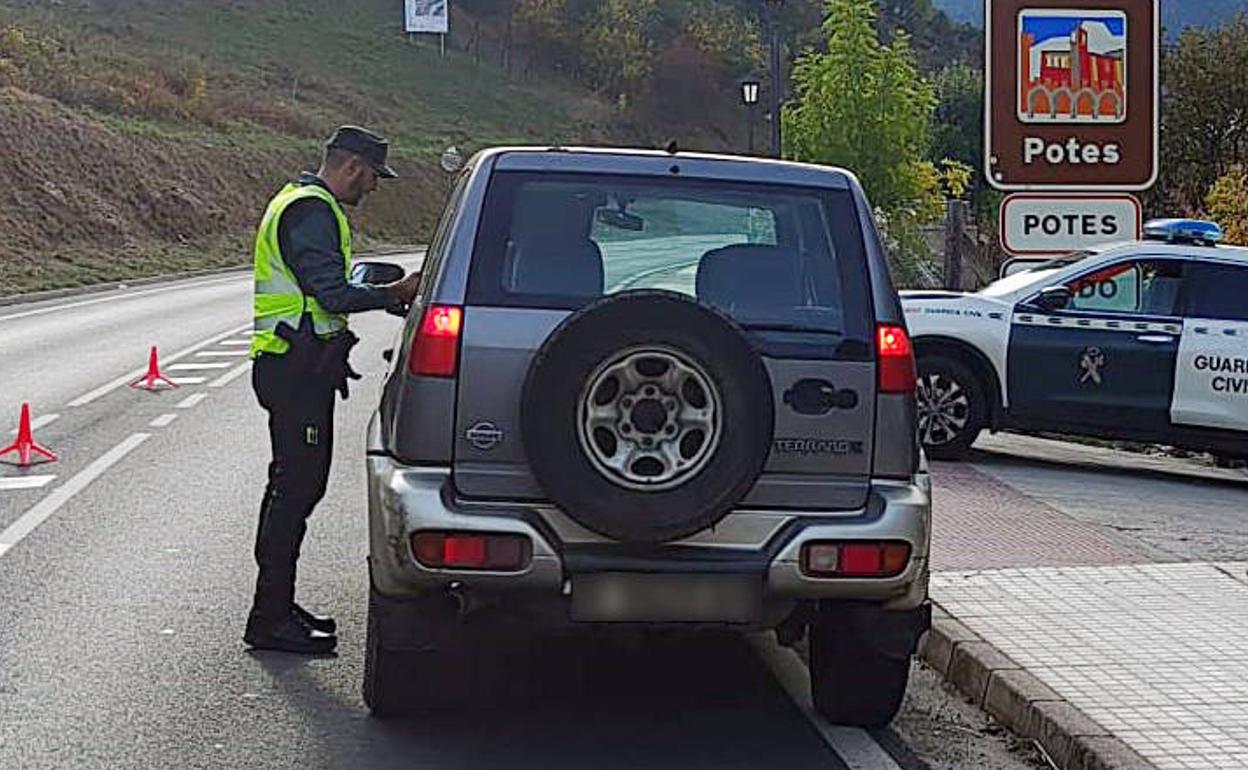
1183,262,1248,322
1064,260,1181,316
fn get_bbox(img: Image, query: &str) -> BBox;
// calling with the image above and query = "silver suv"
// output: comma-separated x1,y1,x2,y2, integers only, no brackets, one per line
365,147,931,726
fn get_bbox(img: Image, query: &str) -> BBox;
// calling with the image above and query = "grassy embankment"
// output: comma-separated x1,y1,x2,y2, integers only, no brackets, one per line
0,0,622,296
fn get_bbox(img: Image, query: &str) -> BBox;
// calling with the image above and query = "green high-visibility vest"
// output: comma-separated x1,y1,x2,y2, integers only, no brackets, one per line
250,183,352,358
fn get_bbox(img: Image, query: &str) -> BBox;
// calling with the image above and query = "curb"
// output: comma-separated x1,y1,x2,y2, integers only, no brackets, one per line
0,245,425,309
919,606,1157,770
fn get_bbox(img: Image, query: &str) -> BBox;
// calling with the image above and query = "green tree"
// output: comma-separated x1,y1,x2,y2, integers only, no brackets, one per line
1206,166,1248,245
1158,15,1248,213
585,0,662,102
681,1,766,77
930,62,981,172
783,0,939,216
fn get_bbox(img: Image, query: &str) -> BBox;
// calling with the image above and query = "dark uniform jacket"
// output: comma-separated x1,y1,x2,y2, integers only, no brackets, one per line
277,173,398,315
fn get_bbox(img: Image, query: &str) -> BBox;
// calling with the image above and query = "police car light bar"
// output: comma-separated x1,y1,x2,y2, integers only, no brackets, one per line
1142,219,1224,246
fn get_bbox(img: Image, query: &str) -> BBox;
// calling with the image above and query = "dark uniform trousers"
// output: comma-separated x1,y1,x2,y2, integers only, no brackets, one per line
248,352,336,628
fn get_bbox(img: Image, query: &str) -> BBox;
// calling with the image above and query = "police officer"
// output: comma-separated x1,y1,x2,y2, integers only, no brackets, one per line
244,126,421,654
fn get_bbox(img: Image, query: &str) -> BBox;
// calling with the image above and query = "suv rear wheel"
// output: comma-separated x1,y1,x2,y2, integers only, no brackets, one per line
808,603,915,728
917,356,986,460
364,585,471,717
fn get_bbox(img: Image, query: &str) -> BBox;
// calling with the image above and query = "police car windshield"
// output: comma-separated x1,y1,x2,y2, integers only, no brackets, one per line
978,251,1096,297
1035,251,1094,270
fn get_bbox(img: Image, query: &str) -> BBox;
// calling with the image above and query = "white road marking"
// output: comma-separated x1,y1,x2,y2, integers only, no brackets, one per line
209,362,252,389
8,413,59,435
218,339,253,347
750,634,903,770
167,377,208,386
149,413,178,428
195,350,247,357
68,324,250,407
167,362,232,371
177,394,208,409
0,274,248,323
0,476,56,491
0,433,150,560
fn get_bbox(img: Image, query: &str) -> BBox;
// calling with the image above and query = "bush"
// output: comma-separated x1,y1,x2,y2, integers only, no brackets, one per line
1205,167,1248,245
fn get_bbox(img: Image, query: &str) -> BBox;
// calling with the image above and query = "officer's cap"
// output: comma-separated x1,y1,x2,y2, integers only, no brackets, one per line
326,126,398,179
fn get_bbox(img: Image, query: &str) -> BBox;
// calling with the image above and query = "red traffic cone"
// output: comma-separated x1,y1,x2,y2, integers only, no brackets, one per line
0,403,59,467
130,346,178,391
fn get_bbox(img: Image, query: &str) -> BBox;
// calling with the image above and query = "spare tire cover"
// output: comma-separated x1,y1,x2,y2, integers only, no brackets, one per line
521,291,774,543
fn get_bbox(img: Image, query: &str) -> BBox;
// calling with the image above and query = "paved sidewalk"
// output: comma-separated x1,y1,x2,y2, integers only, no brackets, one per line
928,443,1248,770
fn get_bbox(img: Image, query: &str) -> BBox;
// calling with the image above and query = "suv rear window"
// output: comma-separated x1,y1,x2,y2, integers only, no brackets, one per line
467,171,872,344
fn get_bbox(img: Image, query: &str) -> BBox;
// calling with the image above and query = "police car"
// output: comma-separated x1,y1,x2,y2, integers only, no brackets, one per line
903,219,1248,459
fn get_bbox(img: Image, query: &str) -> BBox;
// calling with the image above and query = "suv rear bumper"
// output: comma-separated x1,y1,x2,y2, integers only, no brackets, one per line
368,452,931,615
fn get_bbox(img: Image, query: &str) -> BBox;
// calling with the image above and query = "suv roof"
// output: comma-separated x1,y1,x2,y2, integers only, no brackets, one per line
477,146,864,189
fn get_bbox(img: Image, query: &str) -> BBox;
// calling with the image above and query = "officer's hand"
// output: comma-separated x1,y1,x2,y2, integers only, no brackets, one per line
389,272,422,306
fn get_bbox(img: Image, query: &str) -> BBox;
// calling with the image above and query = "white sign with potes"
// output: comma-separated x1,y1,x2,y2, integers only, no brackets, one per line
405,0,449,33
1001,193,1142,255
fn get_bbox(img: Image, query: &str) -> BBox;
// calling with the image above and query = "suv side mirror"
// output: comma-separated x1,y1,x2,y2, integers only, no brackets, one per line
1031,285,1073,312
350,261,407,286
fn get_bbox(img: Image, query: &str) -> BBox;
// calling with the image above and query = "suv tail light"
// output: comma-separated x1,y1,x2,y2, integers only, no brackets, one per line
410,531,532,572
877,324,916,394
409,304,463,378
801,541,911,578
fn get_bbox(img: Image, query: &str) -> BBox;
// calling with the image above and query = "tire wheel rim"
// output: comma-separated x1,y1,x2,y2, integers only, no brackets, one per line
917,372,971,448
577,346,722,492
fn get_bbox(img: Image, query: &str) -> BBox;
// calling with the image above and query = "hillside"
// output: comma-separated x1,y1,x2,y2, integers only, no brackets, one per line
0,0,639,296
933,0,1248,33
877,0,981,71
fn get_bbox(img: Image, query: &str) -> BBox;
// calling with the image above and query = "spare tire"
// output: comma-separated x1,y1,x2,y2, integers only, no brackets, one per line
521,291,774,544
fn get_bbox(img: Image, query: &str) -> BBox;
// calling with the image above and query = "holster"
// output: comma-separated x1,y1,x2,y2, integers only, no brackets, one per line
274,314,326,372
274,315,360,399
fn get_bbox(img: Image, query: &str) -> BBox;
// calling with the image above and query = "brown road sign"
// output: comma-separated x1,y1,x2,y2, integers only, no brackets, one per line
986,0,1158,191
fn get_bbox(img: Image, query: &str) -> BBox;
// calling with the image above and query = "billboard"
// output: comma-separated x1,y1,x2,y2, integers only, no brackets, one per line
986,0,1158,191
406,0,449,34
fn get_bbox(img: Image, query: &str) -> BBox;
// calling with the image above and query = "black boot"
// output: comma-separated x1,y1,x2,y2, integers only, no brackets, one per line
244,616,337,655
292,602,337,635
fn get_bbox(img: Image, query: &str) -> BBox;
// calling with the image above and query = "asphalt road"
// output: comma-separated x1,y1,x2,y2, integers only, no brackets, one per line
969,432,1248,562
20,256,1232,769
3,257,1033,770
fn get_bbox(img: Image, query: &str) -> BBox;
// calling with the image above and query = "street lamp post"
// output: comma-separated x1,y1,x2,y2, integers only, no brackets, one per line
740,79,760,154
762,0,784,158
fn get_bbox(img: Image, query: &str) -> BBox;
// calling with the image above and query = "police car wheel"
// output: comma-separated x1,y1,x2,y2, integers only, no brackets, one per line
916,356,986,460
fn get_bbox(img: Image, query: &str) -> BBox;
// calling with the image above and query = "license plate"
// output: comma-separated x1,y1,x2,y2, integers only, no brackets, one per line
570,573,763,623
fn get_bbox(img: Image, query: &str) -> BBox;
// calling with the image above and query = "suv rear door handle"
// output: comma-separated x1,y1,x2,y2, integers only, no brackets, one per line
1136,334,1175,344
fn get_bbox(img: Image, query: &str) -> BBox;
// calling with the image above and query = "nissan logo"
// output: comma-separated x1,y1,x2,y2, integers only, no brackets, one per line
465,422,504,451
